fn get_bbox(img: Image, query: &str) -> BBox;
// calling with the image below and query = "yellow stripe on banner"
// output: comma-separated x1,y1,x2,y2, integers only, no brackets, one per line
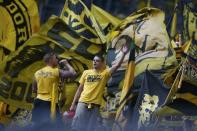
115,61,135,127
176,93,197,105
0,102,7,116
163,66,183,105
119,62,135,104
182,39,192,54
170,0,178,38
135,56,177,77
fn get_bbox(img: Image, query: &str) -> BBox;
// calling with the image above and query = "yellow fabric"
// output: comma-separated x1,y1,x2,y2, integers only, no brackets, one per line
170,0,178,38
60,0,106,44
0,48,4,61
176,93,197,105
116,62,135,118
0,0,40,51
0,102,7,116
35,66,59,103
113,8,177,130
79,69,111,105
60,0,120,44
182,39,192,53
50,84,57,120
183,4,197,41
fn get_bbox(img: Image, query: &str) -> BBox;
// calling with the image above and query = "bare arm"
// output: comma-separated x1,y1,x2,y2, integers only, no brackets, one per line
109,44,128,74
32,79,37,94
59,59,77,78
70,84,84,111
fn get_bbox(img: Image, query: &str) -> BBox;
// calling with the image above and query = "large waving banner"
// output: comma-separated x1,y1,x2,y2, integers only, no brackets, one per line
183,3,197,41
105,8,178,130
60,0,120,44
0,0,40,53
0,15,104,110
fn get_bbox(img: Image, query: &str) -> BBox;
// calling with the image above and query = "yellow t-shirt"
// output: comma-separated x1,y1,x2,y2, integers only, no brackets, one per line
34,66,59,102
79,69,111,105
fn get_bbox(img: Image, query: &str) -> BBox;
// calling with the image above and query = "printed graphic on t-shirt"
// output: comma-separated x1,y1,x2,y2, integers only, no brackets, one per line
87,75,101,82
37,71,53,78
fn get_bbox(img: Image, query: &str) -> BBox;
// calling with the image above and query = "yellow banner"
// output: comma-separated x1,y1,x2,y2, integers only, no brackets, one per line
183,4,197,41
108,8,177,130
0,0,40,52
60,0,120,44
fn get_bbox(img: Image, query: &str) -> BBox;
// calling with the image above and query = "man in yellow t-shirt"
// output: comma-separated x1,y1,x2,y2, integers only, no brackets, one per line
70,45,128,131
32,53,76,124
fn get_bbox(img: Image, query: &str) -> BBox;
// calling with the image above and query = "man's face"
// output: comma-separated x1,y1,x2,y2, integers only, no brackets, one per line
93,56,103,70
50,55,58,67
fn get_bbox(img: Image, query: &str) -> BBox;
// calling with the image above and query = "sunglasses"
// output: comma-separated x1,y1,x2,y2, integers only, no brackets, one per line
93,59,101,62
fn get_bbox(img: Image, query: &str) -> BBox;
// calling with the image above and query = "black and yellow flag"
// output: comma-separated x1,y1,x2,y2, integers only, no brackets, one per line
161,39,197,116
109,8,177,130
60,0,120,44
131,70,170,130
115,41,135,118
0,0,40,52
170,0,178,38
183,3,197,41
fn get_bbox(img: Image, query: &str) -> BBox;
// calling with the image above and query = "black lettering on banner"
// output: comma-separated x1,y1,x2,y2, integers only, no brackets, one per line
67,14,98,40
47,20,103,60
14,12,24,25
0,77,12,99
25,84,34,103
141,34,149,52
76,40,104,60
65,0,99,40
6,1,18,13
17,25,27,43
10,81,26,101
103,23,113,35
136,21,145,34
67,0,84,15
5,44,53,77
47,21,75,49
3,0,30,49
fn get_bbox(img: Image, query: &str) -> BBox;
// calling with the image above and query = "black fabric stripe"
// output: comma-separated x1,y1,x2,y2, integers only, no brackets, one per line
177,82,197,96
167,98,197,115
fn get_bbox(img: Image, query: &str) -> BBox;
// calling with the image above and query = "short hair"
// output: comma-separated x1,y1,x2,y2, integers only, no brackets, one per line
43,52,56,63
94,54,104,62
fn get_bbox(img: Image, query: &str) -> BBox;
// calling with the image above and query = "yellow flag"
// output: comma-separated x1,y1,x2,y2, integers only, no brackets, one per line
183,3,197,41
60,0,120,44
0,0,40,52
109,8,177,130
170,0,178,38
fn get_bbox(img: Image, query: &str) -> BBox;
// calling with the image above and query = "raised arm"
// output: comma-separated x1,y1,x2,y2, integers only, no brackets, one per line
109,44,129,74
59,59,77,78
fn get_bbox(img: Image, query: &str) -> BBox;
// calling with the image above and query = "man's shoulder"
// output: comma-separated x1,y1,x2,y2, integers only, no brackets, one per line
85,69,94,72
35,68,42,74
83,69,94,74
43,66,59,72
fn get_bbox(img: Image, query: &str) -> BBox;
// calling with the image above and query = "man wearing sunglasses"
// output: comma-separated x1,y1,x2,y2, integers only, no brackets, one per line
70,44,128,131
